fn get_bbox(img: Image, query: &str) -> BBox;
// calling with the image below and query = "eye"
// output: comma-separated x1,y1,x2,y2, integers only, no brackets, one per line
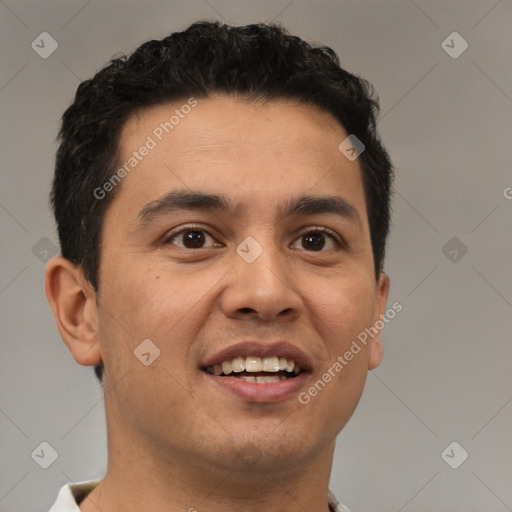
164,227,220,249
290,227,343,252
164,226,343,252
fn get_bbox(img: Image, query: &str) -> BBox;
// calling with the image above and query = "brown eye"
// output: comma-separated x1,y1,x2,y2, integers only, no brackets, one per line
165,229,218,249
291,228,341,252
301,232,327,251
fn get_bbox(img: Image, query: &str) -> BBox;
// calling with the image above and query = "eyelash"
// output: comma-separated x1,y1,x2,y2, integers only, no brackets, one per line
163,224,345,251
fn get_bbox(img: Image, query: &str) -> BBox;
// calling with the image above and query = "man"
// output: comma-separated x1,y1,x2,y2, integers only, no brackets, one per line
45,20,393,512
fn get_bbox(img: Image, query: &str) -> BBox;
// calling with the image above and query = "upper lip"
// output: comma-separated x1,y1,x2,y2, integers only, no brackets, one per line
201,341,313,372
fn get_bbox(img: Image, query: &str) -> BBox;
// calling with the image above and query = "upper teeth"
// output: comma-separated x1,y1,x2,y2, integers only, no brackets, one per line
207,356,301,376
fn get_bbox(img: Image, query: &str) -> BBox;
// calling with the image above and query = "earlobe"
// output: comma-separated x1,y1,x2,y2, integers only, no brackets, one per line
45,256,102,367
368,272,390,370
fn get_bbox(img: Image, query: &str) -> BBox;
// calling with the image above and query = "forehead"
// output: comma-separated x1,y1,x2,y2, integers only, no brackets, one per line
121,96,343,159
111,95,367,224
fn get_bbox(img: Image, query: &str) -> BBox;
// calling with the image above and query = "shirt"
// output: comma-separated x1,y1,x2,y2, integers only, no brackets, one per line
48,480,351,512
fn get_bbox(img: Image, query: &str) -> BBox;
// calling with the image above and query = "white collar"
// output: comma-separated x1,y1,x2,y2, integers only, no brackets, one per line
48,481,351,512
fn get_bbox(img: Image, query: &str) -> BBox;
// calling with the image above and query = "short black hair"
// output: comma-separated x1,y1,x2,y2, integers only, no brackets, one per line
51,20,394,383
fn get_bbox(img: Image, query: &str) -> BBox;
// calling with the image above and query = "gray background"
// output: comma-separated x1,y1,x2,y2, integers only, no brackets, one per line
1,1,511,511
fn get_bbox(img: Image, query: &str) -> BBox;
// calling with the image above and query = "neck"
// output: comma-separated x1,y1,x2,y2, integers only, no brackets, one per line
79,424,336,512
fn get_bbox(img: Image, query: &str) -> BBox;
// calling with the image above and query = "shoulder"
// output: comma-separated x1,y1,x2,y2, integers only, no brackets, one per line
48,481,100,512
328,488,352,512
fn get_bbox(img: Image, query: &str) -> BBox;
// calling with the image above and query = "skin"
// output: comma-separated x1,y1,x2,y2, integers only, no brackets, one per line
46,95,390,512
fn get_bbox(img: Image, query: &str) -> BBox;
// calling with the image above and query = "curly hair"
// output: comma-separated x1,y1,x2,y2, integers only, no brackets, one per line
51,20,394,382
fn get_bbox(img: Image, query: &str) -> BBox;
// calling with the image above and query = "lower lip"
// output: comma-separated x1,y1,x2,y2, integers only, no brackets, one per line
202,371,310,402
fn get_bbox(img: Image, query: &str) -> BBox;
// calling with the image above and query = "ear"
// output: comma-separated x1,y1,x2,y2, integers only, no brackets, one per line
45,256,102,367
368,272,390,370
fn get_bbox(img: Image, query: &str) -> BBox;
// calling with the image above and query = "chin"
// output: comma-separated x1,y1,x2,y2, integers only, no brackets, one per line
212,426,322,473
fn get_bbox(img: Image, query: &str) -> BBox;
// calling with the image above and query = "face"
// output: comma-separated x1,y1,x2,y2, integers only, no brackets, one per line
93,95,389,474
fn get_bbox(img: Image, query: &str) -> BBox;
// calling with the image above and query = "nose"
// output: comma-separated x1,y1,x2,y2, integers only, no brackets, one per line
219,239,303,322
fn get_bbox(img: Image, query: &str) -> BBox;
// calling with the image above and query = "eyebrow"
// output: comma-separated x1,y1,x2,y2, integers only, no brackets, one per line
136,190,362,227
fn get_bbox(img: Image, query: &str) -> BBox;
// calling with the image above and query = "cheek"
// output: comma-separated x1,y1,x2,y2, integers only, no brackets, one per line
101,264,182,329
308,280,375,423
308,273,377,348
97,263,221,366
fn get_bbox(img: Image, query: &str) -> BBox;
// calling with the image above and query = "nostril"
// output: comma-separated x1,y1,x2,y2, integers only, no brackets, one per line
238,307,256,314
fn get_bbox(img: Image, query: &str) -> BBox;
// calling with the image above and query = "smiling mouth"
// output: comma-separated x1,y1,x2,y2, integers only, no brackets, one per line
202,355,303,383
